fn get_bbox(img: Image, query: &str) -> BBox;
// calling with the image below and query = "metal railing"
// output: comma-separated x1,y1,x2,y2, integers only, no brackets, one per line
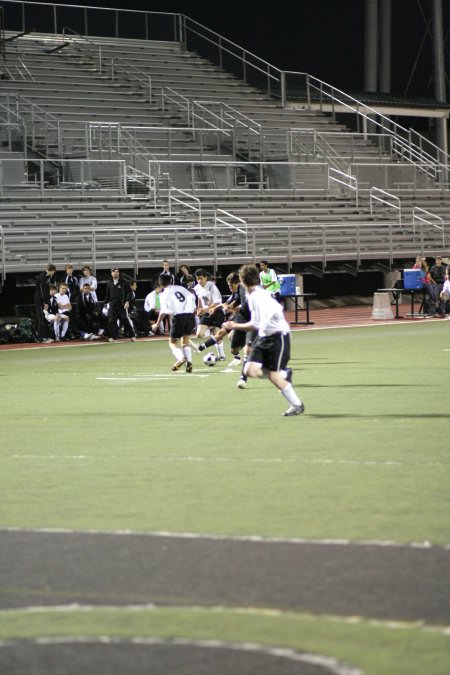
1,218,449,279
351,162,443,193
168,186,202,227
86,122,234,162
413,206,445,247
369,187,401,223
148,159,332,195
0,157,128,197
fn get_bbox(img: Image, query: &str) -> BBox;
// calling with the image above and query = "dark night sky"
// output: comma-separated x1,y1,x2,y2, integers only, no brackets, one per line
8,0,450,99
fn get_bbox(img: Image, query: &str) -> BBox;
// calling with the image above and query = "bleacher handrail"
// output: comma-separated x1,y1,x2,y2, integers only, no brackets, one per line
168,186,202,228
412,206,444,246
369,186,401,223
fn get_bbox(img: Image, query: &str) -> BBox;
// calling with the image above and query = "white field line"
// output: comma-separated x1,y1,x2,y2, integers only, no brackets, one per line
0,604,448,638
4,453,447,468
1,526,448,550
0,634,363,675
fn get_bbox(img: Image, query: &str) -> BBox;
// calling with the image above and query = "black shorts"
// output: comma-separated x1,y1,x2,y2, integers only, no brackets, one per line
199,308,226,329
170,313,196,339
230,324,247,350
250,332,290,372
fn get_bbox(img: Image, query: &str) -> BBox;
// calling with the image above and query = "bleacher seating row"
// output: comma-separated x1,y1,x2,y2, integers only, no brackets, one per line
0,28,448,277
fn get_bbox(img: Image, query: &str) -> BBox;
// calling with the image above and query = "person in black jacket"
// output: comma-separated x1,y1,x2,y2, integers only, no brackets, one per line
34,264,56,342
104,267,137,342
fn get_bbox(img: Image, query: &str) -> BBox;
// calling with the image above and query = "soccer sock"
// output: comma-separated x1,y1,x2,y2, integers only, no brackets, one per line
169,343,184,361
216,342,225,358
280,383,302,406
182,345,192,362
202,337,217,348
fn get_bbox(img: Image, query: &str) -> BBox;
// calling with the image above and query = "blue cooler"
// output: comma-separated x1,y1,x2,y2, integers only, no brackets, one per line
403,269,422,290
277,274,296,296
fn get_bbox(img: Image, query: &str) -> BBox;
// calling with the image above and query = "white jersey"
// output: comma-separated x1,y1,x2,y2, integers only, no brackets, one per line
55,292,71,315
193,280,222,309
248,286,290,337
144,290,160,312
159,284,196,316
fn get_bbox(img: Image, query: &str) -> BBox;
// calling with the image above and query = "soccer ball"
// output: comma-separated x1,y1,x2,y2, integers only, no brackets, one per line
203,352,217,367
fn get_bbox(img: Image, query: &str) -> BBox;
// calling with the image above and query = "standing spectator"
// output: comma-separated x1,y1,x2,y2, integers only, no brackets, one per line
429,256,447,315
104,267,136,342
224,264,304,417
60,263,80,305
34,263,56,342
439,267,450,315
159,259,175,285
175,264,192,288
78,265,98,302
259,260,281,302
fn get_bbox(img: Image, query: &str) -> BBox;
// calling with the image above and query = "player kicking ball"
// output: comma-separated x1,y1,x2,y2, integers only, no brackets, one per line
223,264,305,417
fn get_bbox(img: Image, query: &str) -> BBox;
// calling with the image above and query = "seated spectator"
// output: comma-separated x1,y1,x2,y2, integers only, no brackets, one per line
76,282,105,339
144,283,166,334
54,282,72,341
413,257,438,315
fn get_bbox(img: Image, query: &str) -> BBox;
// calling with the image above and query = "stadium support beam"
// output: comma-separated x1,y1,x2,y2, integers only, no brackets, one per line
432,0,448,164
364,0,378,93
379,0,391,93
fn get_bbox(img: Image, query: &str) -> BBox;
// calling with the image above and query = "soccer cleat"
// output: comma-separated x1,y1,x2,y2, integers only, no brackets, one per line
171,358,186,371
83,333,93,340
198,344,206,352
237,378,247,389
42,338,53,344
282,403,305,417
108,337,118,343
217,356,226,361
89,334,100,341
228,357,242,367
185,361,193,373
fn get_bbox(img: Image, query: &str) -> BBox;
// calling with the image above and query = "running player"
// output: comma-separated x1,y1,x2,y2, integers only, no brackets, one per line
152,274,197,373
224,264,304,416
193,268,226,361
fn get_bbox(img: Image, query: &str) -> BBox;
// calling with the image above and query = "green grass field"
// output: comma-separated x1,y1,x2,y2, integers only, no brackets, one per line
1,321,449,674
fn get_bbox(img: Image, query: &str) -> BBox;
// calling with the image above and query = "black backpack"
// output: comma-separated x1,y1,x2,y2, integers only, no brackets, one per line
13,318,37,343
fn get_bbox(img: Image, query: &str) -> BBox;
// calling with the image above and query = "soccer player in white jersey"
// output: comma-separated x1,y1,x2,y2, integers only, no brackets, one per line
223,264,305,417
151,274,197,373
193,268,226,361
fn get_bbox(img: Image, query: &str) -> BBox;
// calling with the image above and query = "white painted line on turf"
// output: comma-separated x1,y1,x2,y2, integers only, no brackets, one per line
0,635,363,675
1,526,448,550
4,453,447,468
0,604,448,637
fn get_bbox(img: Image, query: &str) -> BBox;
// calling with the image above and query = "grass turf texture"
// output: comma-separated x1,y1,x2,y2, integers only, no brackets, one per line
1,322,449,543
1,321,449,674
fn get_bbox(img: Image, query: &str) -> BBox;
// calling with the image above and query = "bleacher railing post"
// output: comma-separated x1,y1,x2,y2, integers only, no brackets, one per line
280,71,286,108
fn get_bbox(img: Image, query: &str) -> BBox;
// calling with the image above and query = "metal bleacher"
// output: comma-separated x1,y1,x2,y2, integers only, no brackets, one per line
0,3,449,279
